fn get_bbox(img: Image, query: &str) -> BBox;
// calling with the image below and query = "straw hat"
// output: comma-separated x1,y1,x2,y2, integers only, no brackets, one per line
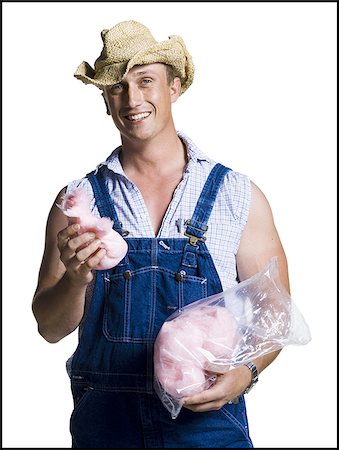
74,20,194,95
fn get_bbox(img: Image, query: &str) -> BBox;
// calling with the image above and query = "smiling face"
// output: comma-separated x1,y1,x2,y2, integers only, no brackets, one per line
102,63,181,145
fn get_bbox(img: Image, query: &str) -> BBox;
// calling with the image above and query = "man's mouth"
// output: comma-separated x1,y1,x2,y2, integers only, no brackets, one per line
125,112,151,122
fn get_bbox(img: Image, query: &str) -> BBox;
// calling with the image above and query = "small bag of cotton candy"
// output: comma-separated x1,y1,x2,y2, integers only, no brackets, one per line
57,187,128,270
153,256,311,419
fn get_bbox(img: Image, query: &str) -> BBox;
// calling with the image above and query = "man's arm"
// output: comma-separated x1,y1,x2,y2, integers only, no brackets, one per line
32,188,107,343
236,181,290,292
234,179,290,379
183,180,290,411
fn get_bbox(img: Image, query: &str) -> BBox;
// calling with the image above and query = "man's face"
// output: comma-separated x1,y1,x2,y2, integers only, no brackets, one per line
102,63,181,144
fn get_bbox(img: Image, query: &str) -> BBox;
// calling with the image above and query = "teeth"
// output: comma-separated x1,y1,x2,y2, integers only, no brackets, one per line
127,112,150,121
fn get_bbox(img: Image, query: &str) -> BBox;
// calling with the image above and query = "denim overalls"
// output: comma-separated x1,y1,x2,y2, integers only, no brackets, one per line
69,163,253,448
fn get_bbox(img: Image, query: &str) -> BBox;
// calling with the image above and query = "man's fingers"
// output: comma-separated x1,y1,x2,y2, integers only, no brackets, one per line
74,239,102,263
57,225,107,280
80,248,107,271
59,230,97,264
57,224,80,251
67,232,96,252
64,242,103,271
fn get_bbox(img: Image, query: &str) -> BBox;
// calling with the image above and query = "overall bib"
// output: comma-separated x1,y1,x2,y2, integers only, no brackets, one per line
69,163,253,448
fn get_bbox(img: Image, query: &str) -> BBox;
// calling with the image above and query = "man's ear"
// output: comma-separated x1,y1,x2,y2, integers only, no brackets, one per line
101,91,111,115
170,77,181,104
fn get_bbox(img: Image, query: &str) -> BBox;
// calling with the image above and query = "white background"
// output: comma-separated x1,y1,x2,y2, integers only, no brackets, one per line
2,2,337,448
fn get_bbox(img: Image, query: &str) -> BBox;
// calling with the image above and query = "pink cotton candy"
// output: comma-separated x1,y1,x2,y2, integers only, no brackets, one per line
154,306,241,399
58,187,128,270
188,307,240,361
155,320,204,363
155,359,207,397
154,321,207,397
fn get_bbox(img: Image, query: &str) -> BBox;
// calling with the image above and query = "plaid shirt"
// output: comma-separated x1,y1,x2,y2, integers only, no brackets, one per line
66,131,251,290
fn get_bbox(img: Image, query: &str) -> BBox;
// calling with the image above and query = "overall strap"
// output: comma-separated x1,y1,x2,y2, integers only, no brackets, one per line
182,163,231,267
86,167,127,236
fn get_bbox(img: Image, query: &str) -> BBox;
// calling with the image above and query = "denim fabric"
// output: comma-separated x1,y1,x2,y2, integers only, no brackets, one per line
69,164,253,448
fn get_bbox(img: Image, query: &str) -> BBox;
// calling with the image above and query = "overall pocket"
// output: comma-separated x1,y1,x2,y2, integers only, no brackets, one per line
103,266,208,343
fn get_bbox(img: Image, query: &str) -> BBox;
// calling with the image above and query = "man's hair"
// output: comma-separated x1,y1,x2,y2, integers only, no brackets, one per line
165,64,177,85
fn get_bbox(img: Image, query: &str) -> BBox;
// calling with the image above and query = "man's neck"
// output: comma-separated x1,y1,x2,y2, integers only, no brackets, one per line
119,131,187,177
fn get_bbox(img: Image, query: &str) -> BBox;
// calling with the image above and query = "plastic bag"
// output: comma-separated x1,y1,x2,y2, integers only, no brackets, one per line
153,256,311,419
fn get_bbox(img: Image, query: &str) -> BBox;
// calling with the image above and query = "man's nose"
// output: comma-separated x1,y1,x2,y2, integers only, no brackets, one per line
126,84,143,107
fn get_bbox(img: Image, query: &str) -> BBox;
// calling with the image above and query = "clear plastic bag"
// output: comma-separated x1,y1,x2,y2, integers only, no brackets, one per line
153,256,311,419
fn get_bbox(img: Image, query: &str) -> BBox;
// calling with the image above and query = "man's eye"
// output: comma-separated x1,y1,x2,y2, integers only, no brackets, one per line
141,79,152,85
111,83,123,92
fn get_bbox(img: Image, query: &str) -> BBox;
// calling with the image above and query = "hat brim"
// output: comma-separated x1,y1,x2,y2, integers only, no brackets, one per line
74,35,194,95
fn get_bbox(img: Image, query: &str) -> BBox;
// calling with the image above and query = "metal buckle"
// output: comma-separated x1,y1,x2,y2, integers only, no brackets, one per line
183,232,206,247
114,221,129,237
185,219,209,233
184,219,208,247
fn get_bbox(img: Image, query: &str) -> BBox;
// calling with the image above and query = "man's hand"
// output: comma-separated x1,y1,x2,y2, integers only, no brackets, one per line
182,365,251,412
57,223,106,286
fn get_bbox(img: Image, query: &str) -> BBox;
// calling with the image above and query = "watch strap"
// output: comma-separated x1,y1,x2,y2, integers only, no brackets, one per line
243,361,259,394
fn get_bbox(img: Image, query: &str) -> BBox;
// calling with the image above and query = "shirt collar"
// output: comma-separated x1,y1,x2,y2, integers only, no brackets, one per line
176,131,210,173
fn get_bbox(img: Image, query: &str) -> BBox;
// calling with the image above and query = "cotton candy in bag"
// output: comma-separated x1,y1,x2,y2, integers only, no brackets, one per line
153,257,311,419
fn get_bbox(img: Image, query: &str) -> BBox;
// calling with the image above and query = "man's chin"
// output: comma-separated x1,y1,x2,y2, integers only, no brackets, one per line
121,129,154,144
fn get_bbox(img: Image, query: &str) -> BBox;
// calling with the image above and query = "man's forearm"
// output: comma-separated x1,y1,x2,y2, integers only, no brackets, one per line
32,273,88,343
252,348,282,376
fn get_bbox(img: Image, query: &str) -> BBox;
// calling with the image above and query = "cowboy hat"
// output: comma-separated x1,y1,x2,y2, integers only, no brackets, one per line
74,20,194,95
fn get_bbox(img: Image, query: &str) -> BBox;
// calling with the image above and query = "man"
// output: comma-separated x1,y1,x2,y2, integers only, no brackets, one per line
32,20,290,448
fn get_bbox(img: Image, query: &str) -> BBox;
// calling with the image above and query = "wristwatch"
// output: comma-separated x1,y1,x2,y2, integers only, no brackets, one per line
243,361,259,394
